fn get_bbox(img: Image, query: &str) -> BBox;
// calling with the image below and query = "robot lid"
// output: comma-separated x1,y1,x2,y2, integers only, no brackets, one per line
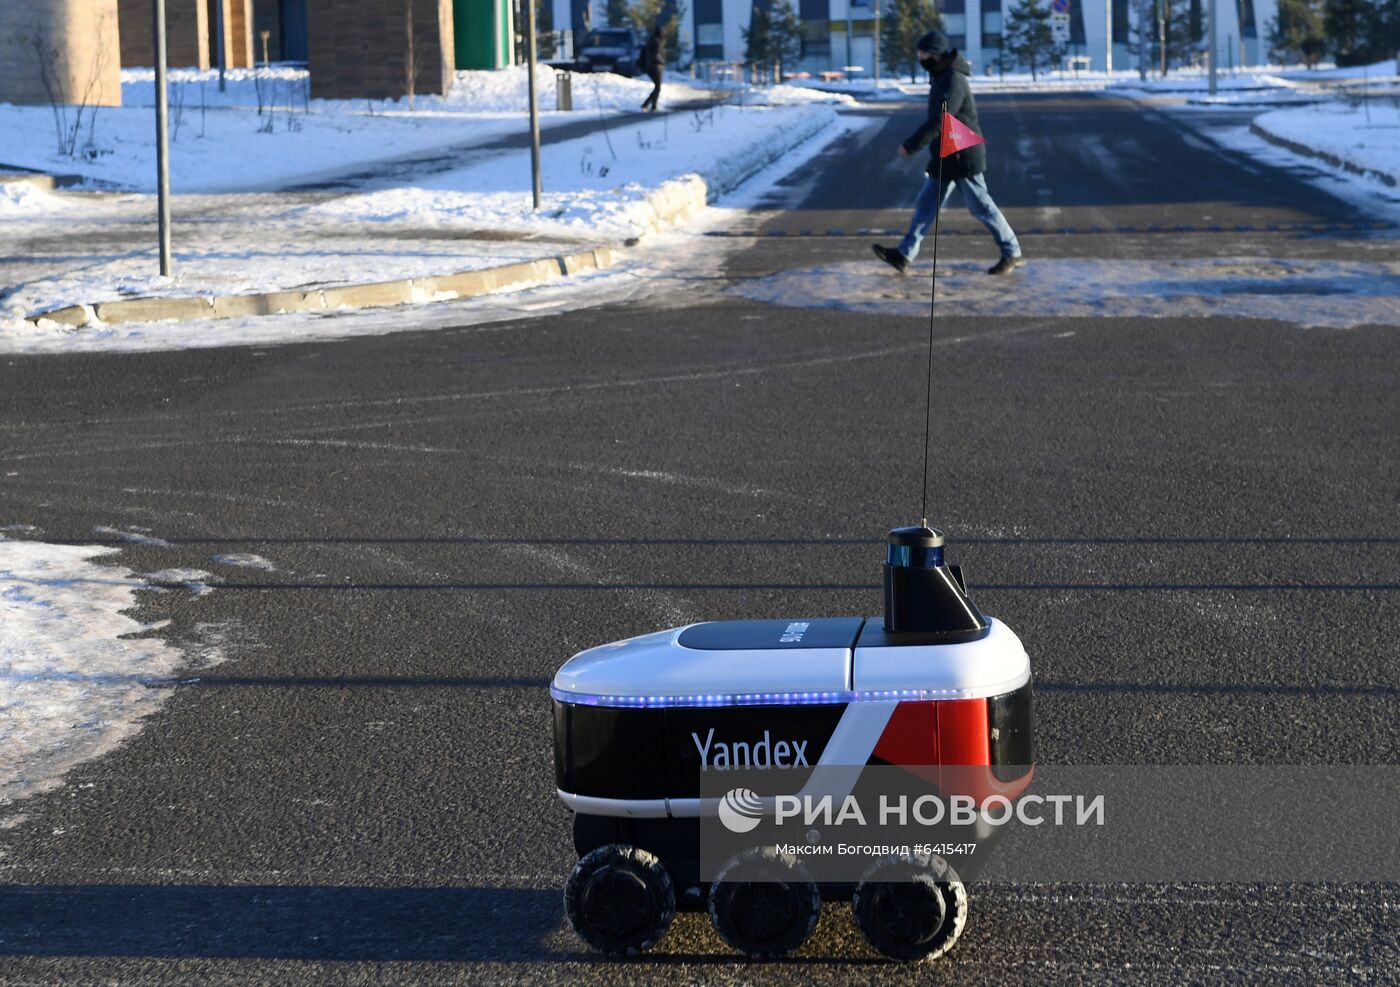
549,616,1030,708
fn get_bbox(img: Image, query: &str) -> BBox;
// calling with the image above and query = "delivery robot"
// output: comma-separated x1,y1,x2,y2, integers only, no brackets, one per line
550,524,1033,961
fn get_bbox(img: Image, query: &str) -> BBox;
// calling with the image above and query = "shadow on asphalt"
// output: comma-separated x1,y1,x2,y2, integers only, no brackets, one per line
145,675,1395,699
0,884,884,965
49,535,1400,547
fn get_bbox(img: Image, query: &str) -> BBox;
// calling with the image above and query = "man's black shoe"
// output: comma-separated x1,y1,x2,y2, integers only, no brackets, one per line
988,255,1025,275
872,244,909,274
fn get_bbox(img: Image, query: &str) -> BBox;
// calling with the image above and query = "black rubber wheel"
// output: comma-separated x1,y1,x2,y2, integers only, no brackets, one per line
708,847,822,958
564,843,675,956
852,853,967,962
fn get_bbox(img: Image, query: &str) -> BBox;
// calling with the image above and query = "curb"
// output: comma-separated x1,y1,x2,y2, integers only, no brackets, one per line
1,168,86,191
1248,119,1398,188
31,247,615,329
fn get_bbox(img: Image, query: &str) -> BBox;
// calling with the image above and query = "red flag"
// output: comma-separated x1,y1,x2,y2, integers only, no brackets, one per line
939,110,986,158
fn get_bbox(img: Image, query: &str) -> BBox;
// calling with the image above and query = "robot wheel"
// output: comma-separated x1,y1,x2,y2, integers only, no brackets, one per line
708,847,822,958
564,843,676,956
851,852,967,962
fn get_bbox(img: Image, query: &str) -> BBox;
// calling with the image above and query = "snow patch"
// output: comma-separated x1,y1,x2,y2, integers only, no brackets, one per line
0,537,207,806
143,569,218,597
1252,101,1400,187
733,257,1400,329
94,526,171,546
307,103,836,235
0,182,70,216
211,553,277,571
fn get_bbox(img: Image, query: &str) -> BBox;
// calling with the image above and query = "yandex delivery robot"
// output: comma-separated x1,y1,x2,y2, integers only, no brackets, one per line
551,524,1034,961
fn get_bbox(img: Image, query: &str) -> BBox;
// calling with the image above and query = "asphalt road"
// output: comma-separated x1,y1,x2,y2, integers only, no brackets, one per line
1,92,1398,985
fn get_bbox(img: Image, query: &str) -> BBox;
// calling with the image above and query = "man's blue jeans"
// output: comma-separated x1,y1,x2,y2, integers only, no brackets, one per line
897,172,1021,262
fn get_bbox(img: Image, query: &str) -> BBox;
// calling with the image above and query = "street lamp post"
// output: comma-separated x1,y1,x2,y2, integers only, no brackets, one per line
1137,0,1148,81
874,1,881,83
524,0,543,209
214,0,226,92
153,0,172,276
1105,0,1112,74
1207,0,1216,95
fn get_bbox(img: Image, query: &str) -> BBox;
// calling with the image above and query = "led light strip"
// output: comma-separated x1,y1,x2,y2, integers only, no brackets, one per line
549,685,988,708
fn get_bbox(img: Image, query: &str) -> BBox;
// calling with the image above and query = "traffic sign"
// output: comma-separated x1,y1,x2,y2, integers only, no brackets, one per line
1050,11,1071,42
1050,0,1071,13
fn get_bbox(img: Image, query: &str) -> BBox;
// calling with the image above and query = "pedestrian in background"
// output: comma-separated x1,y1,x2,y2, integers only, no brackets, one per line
873,30,1023,276
640,25,665,113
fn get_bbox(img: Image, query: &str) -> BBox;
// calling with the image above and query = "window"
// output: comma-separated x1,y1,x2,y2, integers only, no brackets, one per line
581,30,634,47
982,9,1001,33
696,22,723,60
943,13,965,34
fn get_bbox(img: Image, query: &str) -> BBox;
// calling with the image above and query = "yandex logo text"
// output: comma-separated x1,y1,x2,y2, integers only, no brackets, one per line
692,728,810,771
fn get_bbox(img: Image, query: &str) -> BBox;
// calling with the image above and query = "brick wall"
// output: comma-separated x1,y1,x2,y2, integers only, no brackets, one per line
0,0,123,106
215,0,255,68
308,0,454,100
117,0,210,69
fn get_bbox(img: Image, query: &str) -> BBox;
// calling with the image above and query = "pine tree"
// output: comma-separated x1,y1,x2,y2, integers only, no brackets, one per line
879,0,944,82
1363,0,1400,68
743,3,773,77
1268,0,1326,67
1323,0,1369,64
1003,0,1054,80
1166,0,1205,69
769,0,803,77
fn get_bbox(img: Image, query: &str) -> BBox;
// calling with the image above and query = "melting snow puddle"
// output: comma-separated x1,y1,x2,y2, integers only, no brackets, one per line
1,536,213,807
733,257,1400,329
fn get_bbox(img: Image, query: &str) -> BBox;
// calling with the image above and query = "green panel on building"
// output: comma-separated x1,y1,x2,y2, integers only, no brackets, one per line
454,0,513,68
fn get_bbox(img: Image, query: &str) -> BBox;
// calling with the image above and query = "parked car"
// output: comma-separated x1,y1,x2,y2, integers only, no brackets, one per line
573,28,644,77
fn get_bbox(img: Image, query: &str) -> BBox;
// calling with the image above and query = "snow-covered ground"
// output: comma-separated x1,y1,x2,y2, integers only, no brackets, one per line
0,535,209,811
0,100,838,329
0,66,842,193
3,82,525,194
1251,101,1400,187
0,103,852,352
735,257,1400,330
1107,58,1400,106
306,102,836,228
0,57,846,341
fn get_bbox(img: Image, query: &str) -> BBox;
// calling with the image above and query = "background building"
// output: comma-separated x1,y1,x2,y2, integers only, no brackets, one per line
116,0,257,71
556,0,1282,75
1,0,123,106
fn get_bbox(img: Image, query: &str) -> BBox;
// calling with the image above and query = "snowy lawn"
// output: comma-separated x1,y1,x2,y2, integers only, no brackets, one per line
0,66,728,193
0,535,207,810
305,102,838,229
1,98,841,332
1252,100,1400,186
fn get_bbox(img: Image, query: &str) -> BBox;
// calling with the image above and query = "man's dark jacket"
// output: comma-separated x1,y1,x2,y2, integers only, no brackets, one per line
901,52,985,181
642,34,664,77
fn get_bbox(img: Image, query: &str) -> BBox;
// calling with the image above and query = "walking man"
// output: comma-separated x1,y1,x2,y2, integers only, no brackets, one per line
640,25,665,113
873,30,1023,276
